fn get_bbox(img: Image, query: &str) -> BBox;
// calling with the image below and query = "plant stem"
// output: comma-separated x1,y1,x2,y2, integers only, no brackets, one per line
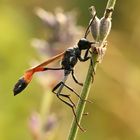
106,0,117,9
40,90,53,140
67,0,117,140
67,53,98,140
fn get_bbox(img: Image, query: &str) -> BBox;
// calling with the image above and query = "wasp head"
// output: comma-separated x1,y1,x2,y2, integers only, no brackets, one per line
78,38,94,50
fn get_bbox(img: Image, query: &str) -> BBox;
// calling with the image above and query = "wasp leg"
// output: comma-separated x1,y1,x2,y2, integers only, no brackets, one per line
83,112,89,116
61,82,93,103
52,83,85,132
79,48,91,62
71,70,83,86
89,55,96,83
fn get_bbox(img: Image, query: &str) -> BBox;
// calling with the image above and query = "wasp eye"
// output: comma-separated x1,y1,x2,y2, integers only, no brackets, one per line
13,78,28,96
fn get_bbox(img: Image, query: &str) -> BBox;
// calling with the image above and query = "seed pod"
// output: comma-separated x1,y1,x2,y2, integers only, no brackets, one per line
90,16,100,41
99,8,113,42
89,6,100,41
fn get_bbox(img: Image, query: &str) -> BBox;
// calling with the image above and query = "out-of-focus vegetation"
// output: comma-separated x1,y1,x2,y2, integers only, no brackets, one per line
0,0,140,140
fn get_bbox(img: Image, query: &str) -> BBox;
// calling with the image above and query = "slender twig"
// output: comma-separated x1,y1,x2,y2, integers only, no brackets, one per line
67,0,117,140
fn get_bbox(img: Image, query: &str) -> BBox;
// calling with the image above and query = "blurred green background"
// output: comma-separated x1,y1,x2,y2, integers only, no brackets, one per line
1,0,140,140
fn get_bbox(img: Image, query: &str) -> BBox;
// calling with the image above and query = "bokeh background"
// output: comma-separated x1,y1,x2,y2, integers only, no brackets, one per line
0,0,140,140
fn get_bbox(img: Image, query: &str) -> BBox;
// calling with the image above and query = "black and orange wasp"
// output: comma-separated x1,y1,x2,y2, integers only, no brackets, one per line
13,10,97,131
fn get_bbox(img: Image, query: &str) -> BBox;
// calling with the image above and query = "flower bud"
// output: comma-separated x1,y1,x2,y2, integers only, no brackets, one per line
99,8,113,42
90,16,100,41
89,6,100,41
